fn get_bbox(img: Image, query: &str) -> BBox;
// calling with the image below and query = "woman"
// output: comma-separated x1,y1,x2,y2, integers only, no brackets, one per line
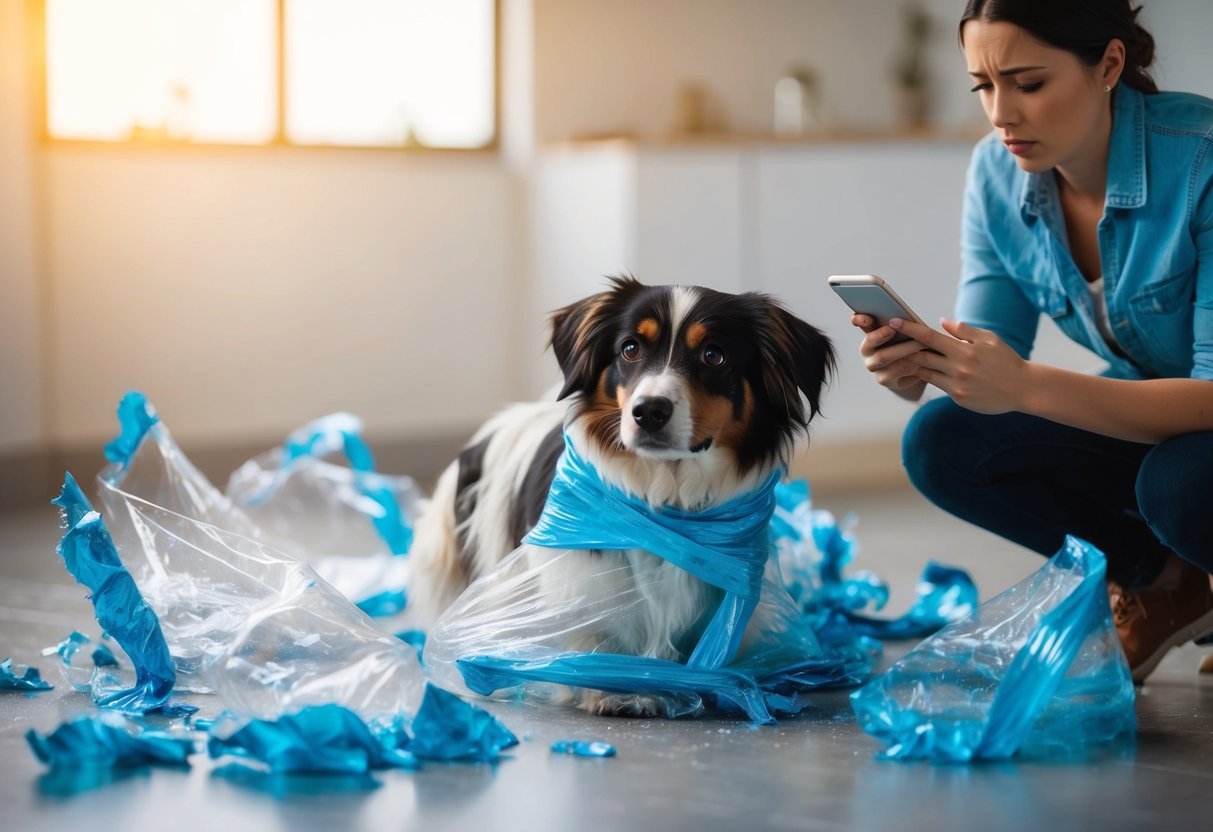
853,0,1213,683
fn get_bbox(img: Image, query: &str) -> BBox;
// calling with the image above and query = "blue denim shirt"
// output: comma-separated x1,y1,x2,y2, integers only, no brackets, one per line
957,84,1213,380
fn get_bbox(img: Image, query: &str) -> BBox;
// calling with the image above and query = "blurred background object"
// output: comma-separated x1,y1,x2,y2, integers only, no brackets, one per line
3,0,1212,506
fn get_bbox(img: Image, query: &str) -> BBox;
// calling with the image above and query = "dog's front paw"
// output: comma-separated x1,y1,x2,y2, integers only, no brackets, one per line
580,691,671,718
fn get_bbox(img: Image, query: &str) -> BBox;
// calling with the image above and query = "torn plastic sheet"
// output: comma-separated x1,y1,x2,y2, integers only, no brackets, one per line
207,704,418,774
226,412,424,612
207,685,517,773
53,474,176,713
551,740,616,758
405,683,518,761
772,480,977,640
42,631,123,693
27,713,193,768
426,437,869,724
92,392,428,721
0,658,53,692
850,536,1136,763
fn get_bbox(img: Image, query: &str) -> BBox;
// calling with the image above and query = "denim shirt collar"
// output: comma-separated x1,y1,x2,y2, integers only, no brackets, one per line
1020,84,1148,221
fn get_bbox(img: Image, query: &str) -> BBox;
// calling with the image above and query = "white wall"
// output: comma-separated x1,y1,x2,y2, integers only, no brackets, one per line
0,0,45,455
42,147,522,447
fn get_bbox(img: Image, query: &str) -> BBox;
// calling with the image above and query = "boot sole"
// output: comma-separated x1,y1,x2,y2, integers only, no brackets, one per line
1131,605,1213,684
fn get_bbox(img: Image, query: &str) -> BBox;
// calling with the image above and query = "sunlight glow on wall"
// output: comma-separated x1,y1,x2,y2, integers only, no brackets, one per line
45,0,495,148
285,0,495,148
46,0,277,143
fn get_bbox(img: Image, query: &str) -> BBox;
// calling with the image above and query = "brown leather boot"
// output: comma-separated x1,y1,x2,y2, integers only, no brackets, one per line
1109,562,1213,683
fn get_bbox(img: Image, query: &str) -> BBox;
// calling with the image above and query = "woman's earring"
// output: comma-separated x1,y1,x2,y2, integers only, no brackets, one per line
1104,84,1113,94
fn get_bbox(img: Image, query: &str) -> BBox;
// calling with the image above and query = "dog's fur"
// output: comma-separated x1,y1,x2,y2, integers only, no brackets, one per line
410,276,834,714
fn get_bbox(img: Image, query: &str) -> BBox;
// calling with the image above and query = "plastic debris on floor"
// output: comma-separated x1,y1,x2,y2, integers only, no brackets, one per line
27,713,193,769
90,392,427,720
0,658,53,692
23,390,513,776
551,740,616,758
771,479,978,643
850,535,1136,763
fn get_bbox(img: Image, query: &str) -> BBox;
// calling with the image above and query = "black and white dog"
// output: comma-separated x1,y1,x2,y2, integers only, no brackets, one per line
410,276,834,713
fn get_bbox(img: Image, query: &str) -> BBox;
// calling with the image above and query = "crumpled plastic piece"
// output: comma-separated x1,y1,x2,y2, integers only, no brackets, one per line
27,713,193,768
225,412,424,612
426,436,869,723
0,658,53,692
772,480,977,641
844,563,978,640
404,683,518,761
208,685,517,773
551,740,616,758
92,392,428,722
207,704,418,774
42,631,120,693
92,644,118,667
52,474,176,713
850,536,1136,763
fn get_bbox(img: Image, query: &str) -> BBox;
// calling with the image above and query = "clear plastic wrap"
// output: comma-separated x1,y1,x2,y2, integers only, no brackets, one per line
424,437,870,723
91,392,427,721
850,535,1136,762
225,413,425,613
772,479,978,641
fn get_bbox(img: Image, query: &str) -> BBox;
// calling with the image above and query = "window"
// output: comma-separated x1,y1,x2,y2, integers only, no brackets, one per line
41,0,497,149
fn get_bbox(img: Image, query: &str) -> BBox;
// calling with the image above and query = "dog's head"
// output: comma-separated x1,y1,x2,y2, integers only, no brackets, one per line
549,276,835,476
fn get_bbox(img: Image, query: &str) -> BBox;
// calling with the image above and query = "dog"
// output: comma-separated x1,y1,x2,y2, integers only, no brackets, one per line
409,276,835,714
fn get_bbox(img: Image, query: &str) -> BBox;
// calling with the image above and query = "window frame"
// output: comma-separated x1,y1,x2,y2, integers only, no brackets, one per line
30,0,501,154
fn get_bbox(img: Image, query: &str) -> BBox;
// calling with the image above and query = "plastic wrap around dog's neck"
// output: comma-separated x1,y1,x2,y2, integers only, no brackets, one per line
523,432,780,668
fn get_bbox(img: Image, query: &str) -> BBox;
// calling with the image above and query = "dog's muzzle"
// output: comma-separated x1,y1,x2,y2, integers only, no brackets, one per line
631,396,672,434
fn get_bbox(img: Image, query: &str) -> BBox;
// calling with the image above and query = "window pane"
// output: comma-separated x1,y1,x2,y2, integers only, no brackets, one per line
46,0,276,143
286,0,495,148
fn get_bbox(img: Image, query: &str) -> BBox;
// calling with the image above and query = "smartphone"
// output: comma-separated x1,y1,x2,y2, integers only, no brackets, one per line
827,274,924,345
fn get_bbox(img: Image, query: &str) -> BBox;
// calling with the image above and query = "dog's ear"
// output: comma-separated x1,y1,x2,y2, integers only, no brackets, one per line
549,293,608,400
756,300,836,425
549,276,645,400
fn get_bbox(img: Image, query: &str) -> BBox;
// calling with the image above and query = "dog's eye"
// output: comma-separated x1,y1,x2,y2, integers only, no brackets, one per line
621,339,642,362
702,345,725,367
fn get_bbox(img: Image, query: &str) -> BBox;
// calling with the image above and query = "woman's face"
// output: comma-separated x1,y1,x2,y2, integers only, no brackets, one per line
962,19,1118,175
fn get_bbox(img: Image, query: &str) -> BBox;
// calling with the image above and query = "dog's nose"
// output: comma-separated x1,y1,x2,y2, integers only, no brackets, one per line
632,396,673,432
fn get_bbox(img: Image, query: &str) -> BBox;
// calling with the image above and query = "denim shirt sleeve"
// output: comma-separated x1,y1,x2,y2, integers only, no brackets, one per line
955,142,1040,360
1191,157,1213,381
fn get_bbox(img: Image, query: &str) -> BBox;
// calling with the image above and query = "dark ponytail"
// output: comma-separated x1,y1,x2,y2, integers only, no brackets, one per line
959,0,1159,94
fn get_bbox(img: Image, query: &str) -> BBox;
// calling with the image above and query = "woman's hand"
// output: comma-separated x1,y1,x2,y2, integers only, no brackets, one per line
893,317,1032,414
852,313,928,399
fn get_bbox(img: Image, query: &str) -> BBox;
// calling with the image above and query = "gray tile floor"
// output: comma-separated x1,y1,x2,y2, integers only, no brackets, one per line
1,487,1210,832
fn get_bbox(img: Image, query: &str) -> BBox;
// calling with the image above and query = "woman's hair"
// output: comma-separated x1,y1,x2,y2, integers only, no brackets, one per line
959,0,1159,94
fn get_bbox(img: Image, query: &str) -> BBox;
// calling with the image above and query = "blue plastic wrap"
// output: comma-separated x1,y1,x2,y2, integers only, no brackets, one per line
207,685,516,773
425,436,868,723
225,413,424,613
551,740,616,757
405,684,518,761
207,704,418,774
0,658,53,692
27,714,193,768
52,474,176,713
850,536,1136,762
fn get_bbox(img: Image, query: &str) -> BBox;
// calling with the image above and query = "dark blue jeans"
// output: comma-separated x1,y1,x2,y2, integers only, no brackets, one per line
902,397,1213,589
